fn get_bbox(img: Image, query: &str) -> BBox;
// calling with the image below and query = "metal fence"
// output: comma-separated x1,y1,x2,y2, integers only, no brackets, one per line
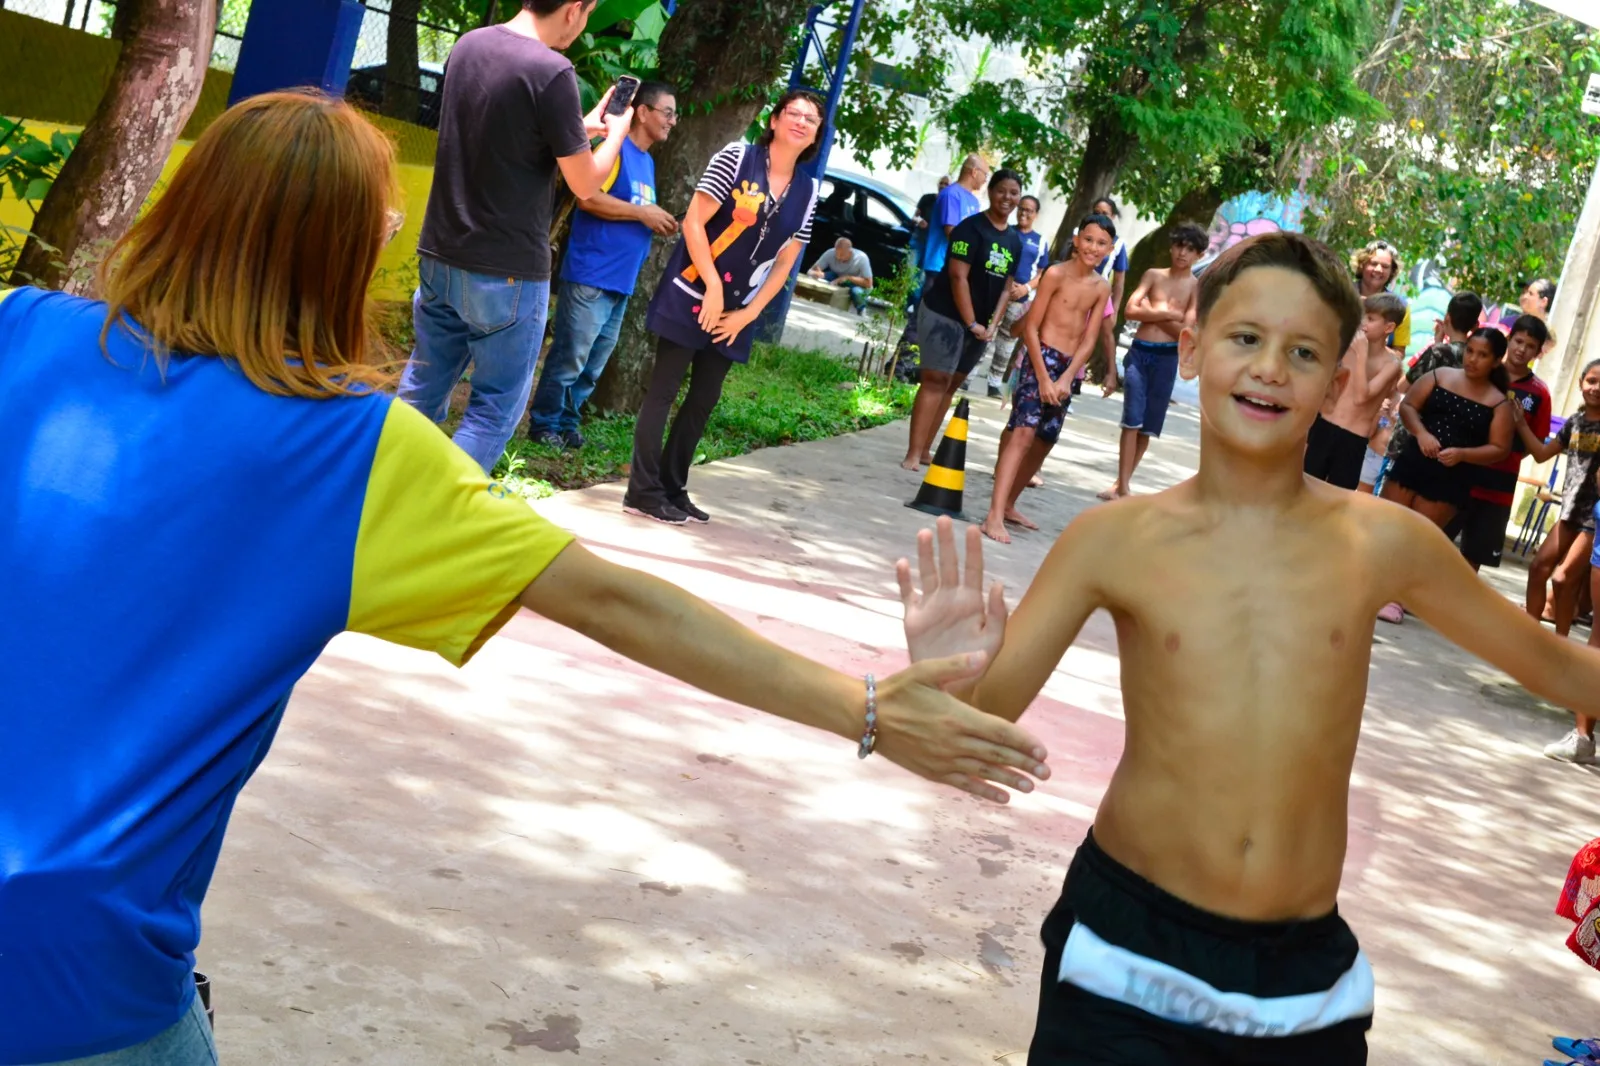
1,0,471,126
1,0,247,71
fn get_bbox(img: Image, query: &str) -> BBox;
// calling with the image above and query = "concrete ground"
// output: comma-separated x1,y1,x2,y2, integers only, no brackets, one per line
204,384,1600,1065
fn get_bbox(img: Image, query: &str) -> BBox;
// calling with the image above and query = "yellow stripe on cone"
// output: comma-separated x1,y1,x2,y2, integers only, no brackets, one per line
906,399,971,521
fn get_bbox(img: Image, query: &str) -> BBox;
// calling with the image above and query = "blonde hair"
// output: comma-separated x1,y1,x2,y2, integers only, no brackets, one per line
98,91,400,399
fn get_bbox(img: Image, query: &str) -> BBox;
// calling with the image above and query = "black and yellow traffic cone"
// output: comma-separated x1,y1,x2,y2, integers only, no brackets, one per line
906,399,970,521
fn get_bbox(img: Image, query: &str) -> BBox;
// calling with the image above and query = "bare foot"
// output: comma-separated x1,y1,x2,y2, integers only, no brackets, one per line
980,515,1011,543
1096,485,1124,501
1028,474,1044,489
1004,508,1039,531
900,456,922,471
920,453,934,466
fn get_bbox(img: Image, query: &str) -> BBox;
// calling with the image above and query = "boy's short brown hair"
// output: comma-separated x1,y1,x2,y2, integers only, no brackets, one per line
1363,292,1407,327
1196,232,1361,354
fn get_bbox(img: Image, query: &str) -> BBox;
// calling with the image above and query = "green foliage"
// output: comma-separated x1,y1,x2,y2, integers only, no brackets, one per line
493,343,916,495
857,252,920,354
1301,0,1600,298
0,118,77,285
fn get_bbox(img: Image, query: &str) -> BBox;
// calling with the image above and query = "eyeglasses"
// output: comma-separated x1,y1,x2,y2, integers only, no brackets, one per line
383,207,406,246
780,108,822,128
644,104,678,121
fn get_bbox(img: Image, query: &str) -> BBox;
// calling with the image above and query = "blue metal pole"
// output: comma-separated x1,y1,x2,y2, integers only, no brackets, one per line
755,0,867,345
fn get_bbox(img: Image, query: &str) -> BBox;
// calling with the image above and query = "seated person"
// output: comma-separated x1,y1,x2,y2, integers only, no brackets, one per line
807,237,874,313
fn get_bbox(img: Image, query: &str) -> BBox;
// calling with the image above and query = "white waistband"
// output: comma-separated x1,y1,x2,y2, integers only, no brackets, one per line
1057,921,1374,1038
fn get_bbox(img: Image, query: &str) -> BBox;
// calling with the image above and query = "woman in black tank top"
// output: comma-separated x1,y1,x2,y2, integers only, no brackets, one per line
1383,329,1515,529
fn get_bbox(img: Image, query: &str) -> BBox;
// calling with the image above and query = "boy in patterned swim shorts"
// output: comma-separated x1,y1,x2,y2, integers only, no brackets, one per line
980,213,1116,543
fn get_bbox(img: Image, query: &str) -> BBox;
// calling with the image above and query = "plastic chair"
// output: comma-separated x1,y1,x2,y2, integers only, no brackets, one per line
1514,457,1562,556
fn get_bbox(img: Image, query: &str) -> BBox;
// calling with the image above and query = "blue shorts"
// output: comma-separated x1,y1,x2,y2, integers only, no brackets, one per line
1008,345,1071,446
1592,503,1600,568
1121,338,1180,437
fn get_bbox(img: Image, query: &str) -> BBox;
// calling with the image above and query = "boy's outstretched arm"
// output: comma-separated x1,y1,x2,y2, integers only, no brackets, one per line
1391,507,1600,716
899,514,1109,723
523,543,1050,803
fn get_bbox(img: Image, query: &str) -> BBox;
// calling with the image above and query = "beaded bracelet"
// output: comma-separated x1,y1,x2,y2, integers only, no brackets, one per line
857,673,878,759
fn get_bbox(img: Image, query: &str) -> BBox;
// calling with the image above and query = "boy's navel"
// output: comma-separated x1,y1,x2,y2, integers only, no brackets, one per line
1330,628,1345,650
1164,632,1181,653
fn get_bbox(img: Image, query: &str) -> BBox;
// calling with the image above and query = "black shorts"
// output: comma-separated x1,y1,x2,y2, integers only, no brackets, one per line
1456,497,1513,567
1303,415,1368,490
1028,832,1372,1065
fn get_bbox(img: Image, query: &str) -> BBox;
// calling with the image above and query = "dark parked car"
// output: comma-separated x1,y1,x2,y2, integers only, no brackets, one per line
345,63,444,130
809,169,919,283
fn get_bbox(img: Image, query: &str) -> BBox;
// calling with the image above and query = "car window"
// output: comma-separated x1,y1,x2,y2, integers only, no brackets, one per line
862,193,900,228
817,178,837,204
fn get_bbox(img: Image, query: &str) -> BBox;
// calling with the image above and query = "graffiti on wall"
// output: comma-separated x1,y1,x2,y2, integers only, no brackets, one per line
1199,189,1311,267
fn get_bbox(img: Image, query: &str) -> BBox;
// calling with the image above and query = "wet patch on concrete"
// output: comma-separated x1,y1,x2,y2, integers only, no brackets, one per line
979,834,1014,851
978,928,1016,981
978,858,1009,878
639,881,683,896
487,1014,582,1053
696,753,732,764
889,940,925,962
430,868,462,880
645,970,668,992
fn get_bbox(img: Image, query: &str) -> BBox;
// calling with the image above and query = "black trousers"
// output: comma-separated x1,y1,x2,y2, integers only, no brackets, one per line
626,337,732,507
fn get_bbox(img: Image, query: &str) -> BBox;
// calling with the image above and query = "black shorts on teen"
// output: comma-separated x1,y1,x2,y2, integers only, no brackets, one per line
1456,496,1513,568
1303,415,1368,490
1028,832,1373,1065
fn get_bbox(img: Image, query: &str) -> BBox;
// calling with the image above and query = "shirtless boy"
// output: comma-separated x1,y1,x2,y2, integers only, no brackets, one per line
979,214,1112,544
1303,292,1406,490
1097,222,1207,501
896,232,1600,1062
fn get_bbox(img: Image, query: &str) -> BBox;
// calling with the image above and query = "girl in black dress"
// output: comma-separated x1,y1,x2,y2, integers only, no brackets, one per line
1382,328,1514,529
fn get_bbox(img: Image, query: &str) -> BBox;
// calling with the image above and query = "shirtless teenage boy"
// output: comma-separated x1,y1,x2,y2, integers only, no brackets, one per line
1303,291,1406,490
1097,222,1207,501
896,232,1600,1062
978,214,1112,544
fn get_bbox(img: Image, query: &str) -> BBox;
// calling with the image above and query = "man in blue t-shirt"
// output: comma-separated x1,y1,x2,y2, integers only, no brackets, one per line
529,81,679,448
921,154,988,282
982,193,1048,396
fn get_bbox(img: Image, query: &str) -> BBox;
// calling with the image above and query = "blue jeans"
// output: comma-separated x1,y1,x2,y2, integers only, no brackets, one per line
821,268,869,311
528,281,630,437
398,254,551,473
46,995,216,1065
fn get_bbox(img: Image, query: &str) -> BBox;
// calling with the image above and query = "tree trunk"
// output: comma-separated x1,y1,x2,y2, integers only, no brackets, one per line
1049,112,1139,261
12,0,215,292
480,0,501,28
588,0,811,415
385,0,422,122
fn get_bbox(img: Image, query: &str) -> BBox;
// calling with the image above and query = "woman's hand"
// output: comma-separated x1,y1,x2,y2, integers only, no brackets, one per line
697,285,724,332
710,306,758,344
1437,447,1463,467
1418,432,1442,459
872,652,1049,804
897,518,1008,669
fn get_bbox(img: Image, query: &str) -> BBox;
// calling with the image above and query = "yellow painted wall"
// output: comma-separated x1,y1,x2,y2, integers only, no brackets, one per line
1,9,438,300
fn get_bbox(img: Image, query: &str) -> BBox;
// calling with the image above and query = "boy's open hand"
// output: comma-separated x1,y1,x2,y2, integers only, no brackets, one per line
897,517,1008,668
873,652,1048,804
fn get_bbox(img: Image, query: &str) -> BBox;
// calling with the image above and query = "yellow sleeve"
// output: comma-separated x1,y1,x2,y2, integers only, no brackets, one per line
1393,303,1412,352
348,401,575,666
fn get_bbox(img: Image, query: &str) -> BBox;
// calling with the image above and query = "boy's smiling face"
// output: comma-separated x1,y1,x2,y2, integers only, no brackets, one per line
1179,266,1345,455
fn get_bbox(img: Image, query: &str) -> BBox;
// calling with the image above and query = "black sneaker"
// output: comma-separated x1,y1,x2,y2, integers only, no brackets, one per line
987,383,1003,398
532,430,566,449
672,497,710,523
622,499,688,525
561,429,586,450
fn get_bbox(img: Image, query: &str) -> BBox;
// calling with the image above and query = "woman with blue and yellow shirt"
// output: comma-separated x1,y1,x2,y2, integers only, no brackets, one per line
0,92,1050,1066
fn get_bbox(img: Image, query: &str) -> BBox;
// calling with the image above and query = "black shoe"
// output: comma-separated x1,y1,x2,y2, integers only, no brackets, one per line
623,499,689,525
561,429,586,450
987,384,1003,398
532,430,565,449
672,496,710,523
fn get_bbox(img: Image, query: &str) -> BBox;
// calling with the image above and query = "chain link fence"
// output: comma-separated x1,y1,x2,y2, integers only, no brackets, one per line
1,0,473,126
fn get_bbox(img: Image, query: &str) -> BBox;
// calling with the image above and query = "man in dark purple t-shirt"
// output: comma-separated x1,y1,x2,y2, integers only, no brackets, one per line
397,0,632,473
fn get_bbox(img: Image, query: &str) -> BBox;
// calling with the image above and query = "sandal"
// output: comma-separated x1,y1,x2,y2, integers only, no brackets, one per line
1377,602,1405,625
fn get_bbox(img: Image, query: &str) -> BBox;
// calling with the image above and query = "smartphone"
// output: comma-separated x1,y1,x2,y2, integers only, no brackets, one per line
605,75,641,116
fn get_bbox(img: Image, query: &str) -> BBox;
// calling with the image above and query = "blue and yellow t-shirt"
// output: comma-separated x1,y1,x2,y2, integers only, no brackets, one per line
0,286,573,1063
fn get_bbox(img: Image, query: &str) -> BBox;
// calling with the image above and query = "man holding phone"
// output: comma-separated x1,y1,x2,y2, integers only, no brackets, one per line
529,80,679,449
398,0,633,474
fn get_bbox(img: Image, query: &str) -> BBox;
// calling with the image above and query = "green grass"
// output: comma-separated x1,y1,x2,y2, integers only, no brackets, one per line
494,342,914,499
